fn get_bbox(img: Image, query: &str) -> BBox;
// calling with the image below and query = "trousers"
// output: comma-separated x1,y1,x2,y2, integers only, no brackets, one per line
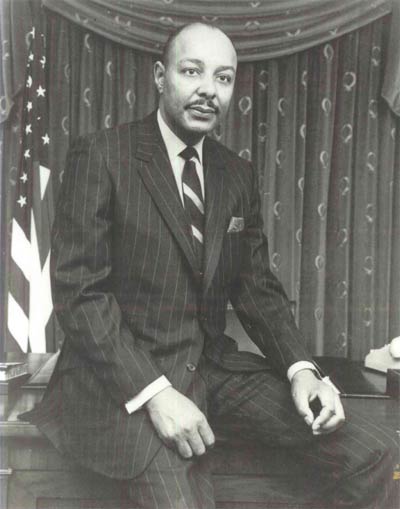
127,357,399,509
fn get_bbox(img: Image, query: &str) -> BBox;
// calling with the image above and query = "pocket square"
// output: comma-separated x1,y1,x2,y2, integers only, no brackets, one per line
227,216,244,233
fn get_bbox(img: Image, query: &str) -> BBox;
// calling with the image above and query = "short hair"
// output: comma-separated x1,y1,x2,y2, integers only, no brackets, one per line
161,22,230,67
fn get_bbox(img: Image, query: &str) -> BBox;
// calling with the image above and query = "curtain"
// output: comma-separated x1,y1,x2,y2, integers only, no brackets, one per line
42,0,391,60
40,0,400,117
382,0,400,114
2,0,399,123
2,5,399,357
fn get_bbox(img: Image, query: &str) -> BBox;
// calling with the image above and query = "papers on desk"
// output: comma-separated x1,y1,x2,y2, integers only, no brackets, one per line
0,362,28,381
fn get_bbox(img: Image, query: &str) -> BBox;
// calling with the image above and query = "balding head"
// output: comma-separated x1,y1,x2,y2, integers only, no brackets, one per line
154,23,237,144
162,23,236,69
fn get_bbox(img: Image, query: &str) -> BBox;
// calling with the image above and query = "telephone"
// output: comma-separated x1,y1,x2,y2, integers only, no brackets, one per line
364,336,400,373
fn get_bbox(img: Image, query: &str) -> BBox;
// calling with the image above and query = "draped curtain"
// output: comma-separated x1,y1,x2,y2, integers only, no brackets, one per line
2,1,399,357
42,0,392,59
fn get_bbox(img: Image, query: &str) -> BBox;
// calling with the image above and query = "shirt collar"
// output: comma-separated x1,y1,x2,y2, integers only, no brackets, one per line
157,109,204,165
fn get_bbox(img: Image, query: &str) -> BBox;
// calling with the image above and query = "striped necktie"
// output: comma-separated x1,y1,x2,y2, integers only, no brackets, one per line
179,146,204,266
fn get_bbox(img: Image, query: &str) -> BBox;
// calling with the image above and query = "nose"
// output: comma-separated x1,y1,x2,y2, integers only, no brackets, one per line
197,74,216,98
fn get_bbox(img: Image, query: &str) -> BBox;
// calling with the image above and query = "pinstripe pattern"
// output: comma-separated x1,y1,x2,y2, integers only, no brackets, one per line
129,446,215,509
27,112,317,479
26,112,397,507
128,367,215,509
202,363,398,509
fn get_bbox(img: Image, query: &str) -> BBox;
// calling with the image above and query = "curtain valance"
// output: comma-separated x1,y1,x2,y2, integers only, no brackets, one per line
43,0,391,61
1,0,399,123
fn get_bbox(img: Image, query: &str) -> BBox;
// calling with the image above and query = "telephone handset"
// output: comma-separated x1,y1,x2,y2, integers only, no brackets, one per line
364,337,400,373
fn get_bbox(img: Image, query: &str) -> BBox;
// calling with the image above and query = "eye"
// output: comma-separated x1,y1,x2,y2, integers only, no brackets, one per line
183,68,200,76
217,74,233,84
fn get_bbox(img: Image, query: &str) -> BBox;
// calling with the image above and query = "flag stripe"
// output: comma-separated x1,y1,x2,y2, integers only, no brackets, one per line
33,163,54,266
39,164,51,200
8,293,29,352
8,258,30,316
10,219,32,282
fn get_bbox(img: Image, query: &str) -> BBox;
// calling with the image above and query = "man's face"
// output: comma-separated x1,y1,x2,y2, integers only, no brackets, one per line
155,25,237,144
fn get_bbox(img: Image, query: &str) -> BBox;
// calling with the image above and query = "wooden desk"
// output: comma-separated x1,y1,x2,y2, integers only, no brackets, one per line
1,354,399,509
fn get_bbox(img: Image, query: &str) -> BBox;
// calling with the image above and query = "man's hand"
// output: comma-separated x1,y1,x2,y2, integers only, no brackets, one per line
291,369,345,435
145,386,215,458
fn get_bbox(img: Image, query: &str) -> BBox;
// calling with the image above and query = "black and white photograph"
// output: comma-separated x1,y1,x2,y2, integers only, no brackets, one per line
0,1,399,508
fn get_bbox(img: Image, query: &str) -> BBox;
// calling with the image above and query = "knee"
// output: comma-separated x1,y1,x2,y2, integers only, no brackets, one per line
338,426,399,508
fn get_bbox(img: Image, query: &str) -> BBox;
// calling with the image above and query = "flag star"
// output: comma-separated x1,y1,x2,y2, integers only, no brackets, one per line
24,149,31,159
37,85,46,97
42,133,50,145
27,76,33,88
20,173,28,183
40,56,46,68
26,101,33,111
17,196,27,207
25,124,32,134
28,52,34,61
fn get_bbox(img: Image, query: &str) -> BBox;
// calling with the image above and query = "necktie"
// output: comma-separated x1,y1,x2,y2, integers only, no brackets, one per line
179,146,204,266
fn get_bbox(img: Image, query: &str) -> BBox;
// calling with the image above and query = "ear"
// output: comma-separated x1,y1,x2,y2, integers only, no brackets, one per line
154,61,165,94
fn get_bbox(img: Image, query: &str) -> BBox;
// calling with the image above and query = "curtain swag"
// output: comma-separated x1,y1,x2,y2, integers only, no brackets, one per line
1,0,400,122
42,0,392,61
42,0,400,116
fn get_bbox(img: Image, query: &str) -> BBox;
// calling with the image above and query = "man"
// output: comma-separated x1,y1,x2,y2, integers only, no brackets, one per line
30,23,397,508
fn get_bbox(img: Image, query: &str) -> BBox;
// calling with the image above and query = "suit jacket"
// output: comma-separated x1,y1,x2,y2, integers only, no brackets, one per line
28,112,313,479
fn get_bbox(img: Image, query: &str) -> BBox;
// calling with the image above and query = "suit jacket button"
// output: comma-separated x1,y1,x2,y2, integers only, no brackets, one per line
186,363,196,372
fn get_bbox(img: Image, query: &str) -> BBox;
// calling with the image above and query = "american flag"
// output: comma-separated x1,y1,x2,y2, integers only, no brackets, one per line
7,25,54,353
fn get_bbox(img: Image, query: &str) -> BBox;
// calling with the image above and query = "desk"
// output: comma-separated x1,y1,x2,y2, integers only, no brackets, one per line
1,354,399,509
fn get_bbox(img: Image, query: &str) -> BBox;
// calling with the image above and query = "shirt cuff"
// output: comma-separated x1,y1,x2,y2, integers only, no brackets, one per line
287,361,341,394
287,361,316,382
125,375,171,414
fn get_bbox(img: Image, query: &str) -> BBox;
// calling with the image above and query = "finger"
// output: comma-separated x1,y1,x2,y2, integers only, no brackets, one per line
313,416,343,435
198,419,215,447
292,387,314,426
176,439,193,459
187,431,206,456
314,396,345,435
312,391,341,431
325,394,345,427
312,404,335,429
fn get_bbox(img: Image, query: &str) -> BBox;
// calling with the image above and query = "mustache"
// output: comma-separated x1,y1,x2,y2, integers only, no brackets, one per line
186,100,219,113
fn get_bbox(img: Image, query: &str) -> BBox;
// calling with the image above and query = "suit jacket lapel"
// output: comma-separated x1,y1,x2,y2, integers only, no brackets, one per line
135,114,198,274
202,137,229,295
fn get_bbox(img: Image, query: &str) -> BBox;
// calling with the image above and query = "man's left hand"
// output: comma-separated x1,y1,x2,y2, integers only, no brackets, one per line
291,369,345,435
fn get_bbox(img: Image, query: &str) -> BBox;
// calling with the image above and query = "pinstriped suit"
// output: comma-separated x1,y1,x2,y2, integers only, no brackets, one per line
28,112,398,507
30,111,313,477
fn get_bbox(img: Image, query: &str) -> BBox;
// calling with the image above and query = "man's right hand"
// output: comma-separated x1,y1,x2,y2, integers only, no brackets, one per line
145,386,215,459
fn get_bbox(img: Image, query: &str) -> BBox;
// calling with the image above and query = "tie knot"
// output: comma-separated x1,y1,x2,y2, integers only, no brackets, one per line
180,146,199,162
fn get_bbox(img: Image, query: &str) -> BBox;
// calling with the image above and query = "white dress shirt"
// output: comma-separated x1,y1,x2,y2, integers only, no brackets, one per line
125,110,323,414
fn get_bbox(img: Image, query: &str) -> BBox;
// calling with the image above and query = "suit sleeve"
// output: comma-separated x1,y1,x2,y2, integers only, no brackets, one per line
229,163,314,377
51,134,163,406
